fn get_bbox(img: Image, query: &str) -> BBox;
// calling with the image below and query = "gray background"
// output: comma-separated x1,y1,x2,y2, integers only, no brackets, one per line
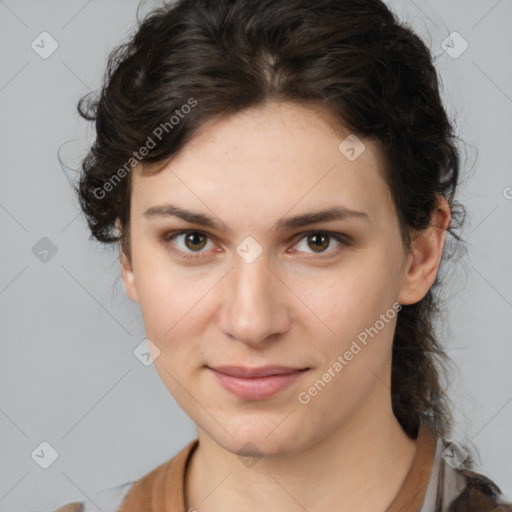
0,0,510,510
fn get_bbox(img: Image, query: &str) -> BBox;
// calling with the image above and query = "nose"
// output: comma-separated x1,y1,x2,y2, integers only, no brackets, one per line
218,255,291,347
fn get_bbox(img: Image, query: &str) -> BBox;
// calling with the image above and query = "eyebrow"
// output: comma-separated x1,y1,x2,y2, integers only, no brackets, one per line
142,203,370,232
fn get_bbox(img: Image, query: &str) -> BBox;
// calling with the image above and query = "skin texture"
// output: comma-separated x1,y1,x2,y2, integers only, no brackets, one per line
120,101,451,511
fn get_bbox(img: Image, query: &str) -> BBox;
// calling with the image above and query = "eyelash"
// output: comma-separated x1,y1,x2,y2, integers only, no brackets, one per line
161,230,350,260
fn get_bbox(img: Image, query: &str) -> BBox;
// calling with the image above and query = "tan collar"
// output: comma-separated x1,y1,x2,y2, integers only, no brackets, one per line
385,417,438,512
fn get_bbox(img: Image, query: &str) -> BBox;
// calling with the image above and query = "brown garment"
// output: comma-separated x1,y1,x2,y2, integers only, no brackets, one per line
52,504,84,512
117,417,438,511
55,418,511,512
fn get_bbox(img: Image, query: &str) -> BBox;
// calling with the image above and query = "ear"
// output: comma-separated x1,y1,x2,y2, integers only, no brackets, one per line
398,195,451,305
116,218,139,304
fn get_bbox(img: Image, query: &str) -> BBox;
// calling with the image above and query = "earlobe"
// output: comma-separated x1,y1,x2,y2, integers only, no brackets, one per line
398,195,451,305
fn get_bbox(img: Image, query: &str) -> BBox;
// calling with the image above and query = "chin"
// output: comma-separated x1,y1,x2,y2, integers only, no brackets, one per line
211,421,305,459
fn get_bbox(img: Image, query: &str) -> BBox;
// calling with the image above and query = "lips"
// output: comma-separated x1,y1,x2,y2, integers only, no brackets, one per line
208,365,308,378
206,365,310,400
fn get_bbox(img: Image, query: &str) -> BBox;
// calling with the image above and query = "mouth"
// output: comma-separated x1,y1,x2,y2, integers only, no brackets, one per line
206,365,310,400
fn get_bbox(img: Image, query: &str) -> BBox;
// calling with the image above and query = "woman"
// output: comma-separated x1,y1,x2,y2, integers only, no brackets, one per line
57,0,511,510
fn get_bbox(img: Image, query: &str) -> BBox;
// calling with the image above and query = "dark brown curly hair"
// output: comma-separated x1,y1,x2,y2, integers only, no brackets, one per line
75,0,470,448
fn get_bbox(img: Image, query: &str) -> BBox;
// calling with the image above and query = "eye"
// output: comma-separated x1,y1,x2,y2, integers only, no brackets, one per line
290,231,348,257
162,230,216,259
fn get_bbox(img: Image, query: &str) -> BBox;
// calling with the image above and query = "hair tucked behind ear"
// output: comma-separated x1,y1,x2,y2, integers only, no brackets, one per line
76,0,470,453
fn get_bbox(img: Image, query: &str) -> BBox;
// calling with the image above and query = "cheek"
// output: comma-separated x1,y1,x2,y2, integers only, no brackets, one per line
134,255,213,339
289,257,400,391
296,272,398,413
292,259,396,338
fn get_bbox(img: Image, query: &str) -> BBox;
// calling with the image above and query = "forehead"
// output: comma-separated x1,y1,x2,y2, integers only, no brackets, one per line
130,102,392,226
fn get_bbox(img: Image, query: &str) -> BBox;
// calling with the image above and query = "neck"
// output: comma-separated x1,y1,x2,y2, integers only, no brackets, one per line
184,390,419,512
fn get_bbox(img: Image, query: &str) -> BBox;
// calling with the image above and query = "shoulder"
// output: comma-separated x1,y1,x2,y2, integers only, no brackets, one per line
446,466,512,511
117,456,175,511
118,438,199,511
423,432,511,512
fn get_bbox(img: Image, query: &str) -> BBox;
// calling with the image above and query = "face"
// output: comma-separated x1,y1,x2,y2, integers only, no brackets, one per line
120,101,446,458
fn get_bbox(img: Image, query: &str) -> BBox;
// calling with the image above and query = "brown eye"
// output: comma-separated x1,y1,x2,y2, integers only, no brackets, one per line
162,230,215,259
183,232,208,251
307,233,330,252
292,231,347,257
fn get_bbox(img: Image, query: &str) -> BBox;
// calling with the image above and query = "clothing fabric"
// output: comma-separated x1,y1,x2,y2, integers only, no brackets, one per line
55,418,511,512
